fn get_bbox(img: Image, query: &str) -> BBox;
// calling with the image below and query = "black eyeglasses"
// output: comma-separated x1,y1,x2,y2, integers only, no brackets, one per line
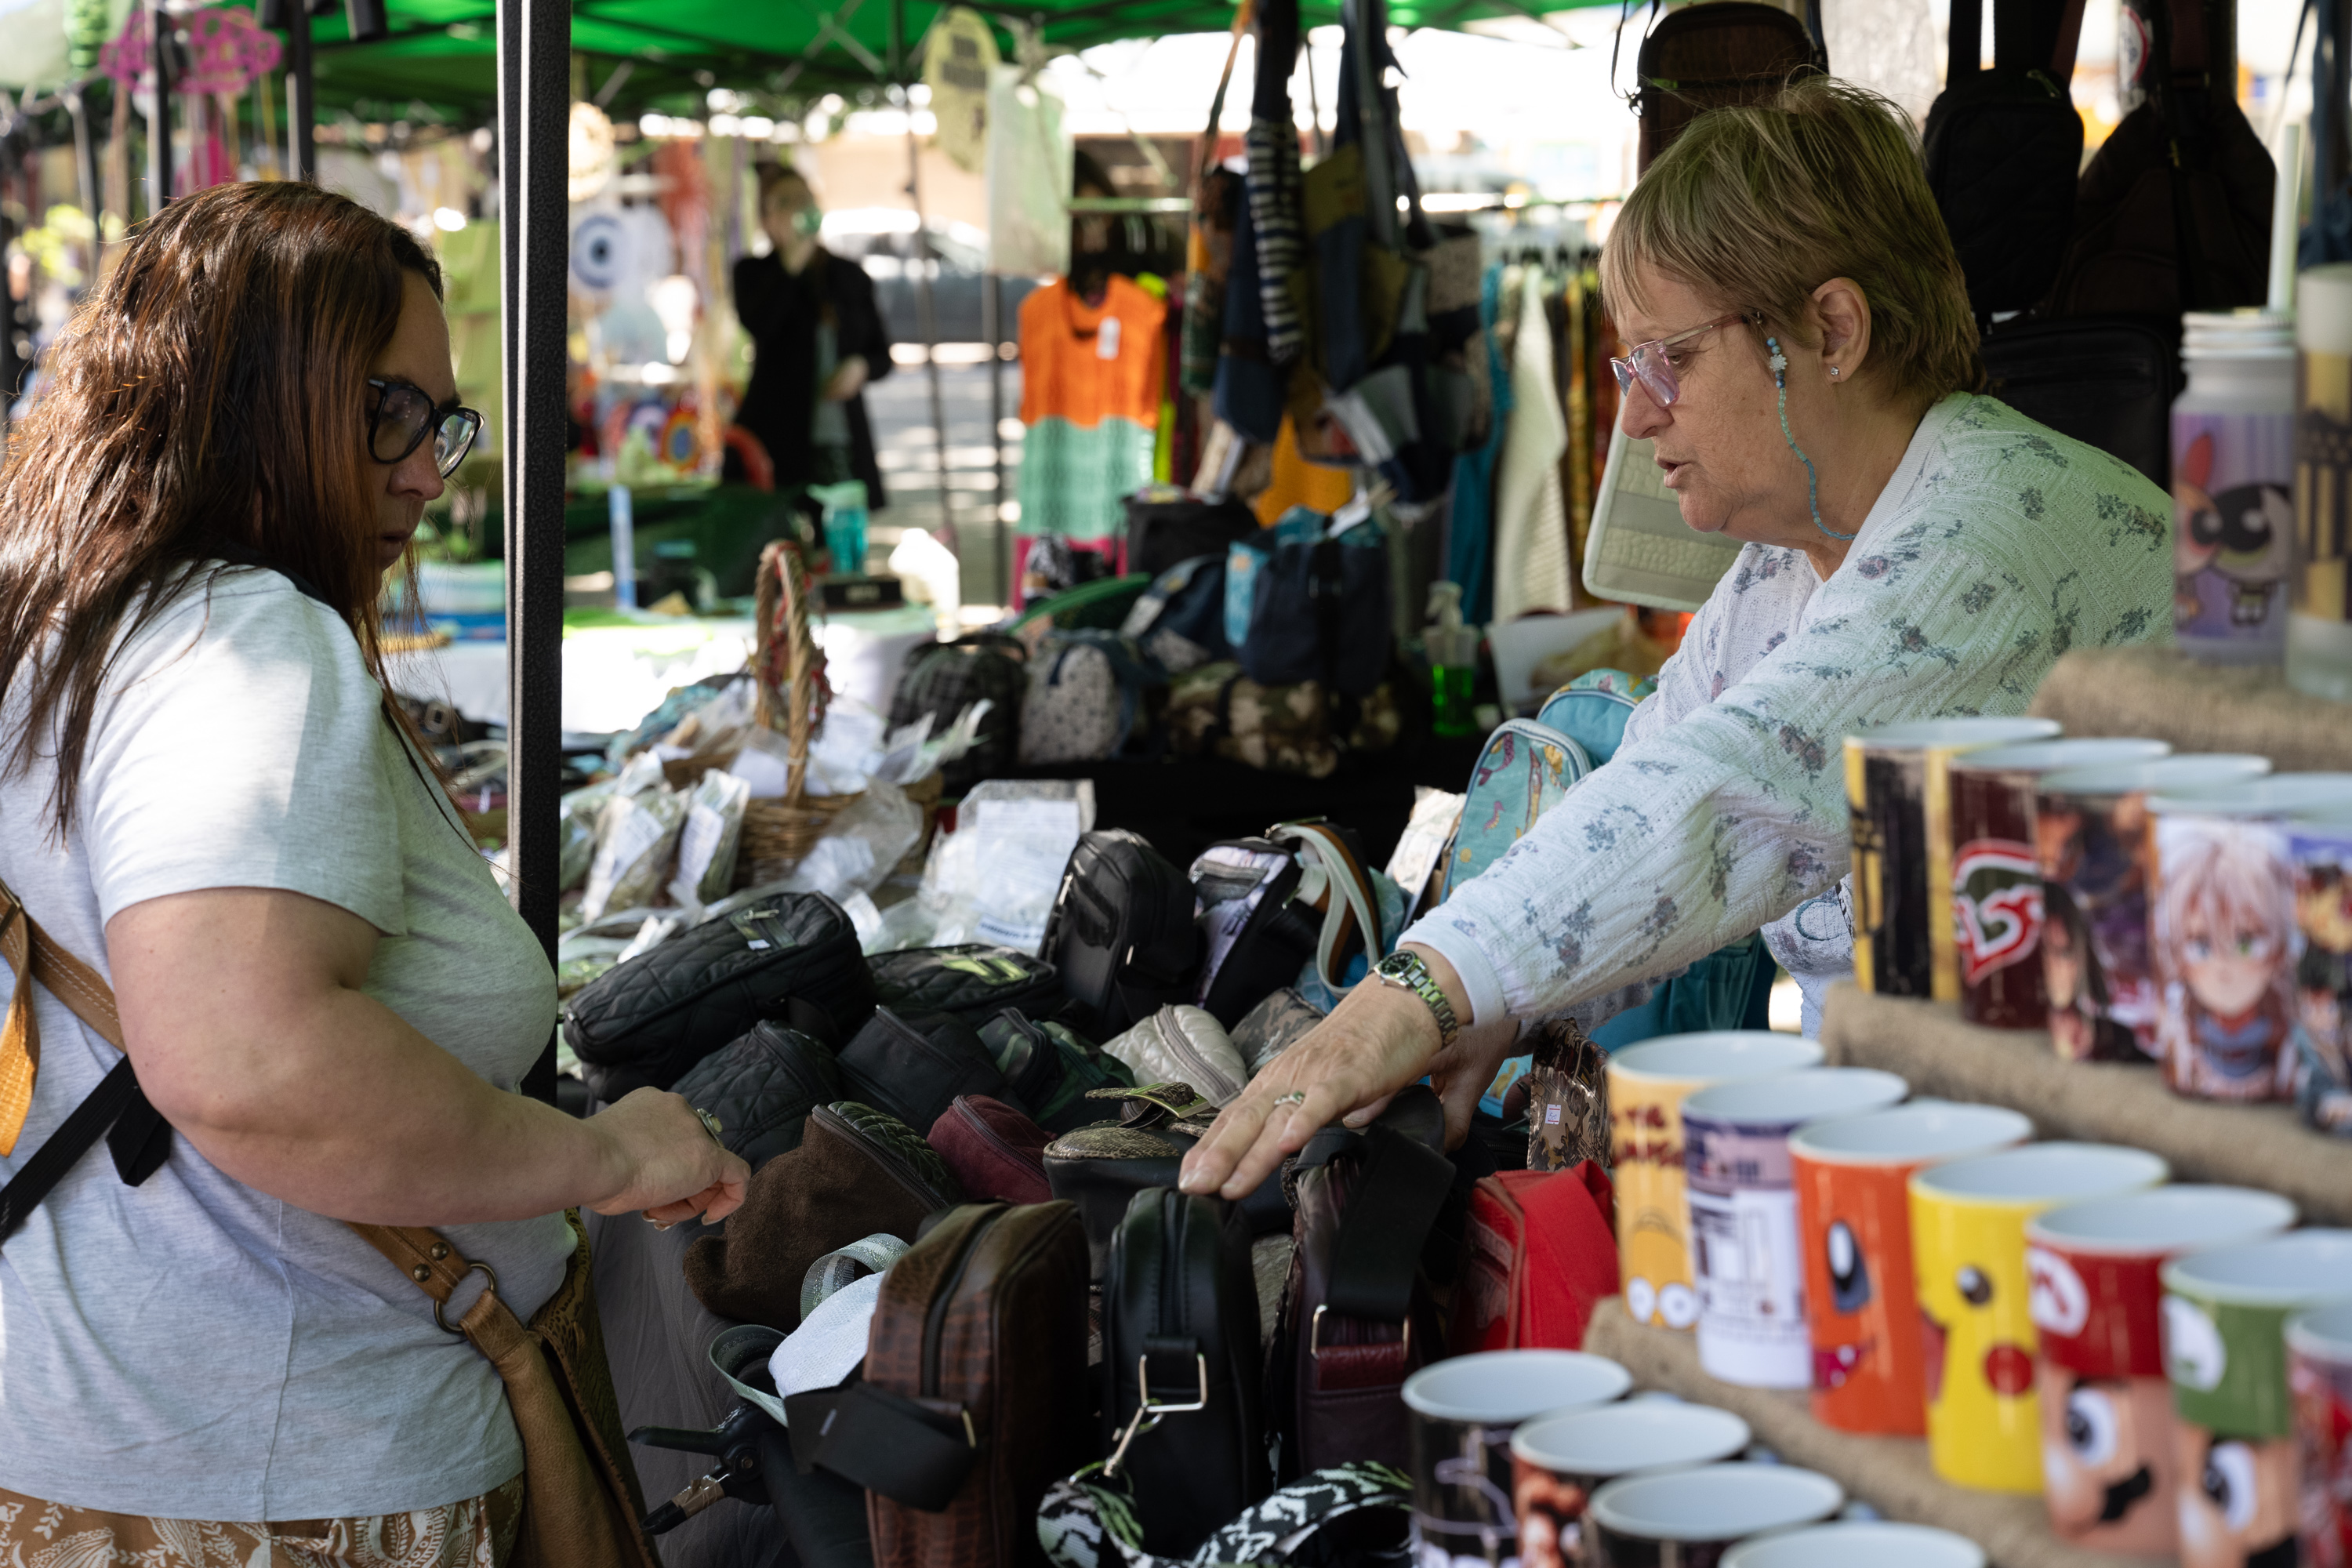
367,377,483,479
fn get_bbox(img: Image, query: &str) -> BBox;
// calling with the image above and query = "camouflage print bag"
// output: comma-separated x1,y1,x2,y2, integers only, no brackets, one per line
1163,661,1340,779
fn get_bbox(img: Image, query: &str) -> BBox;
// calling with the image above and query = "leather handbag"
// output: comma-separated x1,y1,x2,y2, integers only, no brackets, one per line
684,1100,962,1330
869,943,1073,1029
667,1021,842,1171
1040,829,1201,1038
789,1201,1094,1568
0,882,658,1568
1230,988,1327,1077
1192,821,1384,1027
1043,1084,1293,1276
1269,1087,1453,1480
1100,1189,1269,1555
564,892,874,1099
975,1008,1137,1135
1099,1006,1250,1107
837,1006,1016,1135
928,1094,1055,1205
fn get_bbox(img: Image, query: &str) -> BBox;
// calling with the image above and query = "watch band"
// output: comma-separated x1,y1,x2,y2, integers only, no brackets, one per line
1372,950,1460,1048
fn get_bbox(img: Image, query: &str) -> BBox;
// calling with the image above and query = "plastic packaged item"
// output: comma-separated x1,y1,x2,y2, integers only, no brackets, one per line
2172,310,2294,663
580,786,686,921
669,770,751,911
1424,581,1479,739
2293,267,2352,699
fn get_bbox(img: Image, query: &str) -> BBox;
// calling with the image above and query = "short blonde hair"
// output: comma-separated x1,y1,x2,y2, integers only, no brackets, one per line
1601,77,1980,405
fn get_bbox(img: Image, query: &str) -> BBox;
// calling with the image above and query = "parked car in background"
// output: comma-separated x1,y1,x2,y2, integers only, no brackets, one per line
820,209,1039,347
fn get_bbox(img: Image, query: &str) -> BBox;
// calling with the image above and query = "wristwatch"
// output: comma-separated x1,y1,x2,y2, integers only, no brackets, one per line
1370,949,1461,1050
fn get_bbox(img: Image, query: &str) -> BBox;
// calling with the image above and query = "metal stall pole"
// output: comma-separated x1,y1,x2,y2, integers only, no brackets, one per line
498,0,572,1102
284,0,314,182
894,0,954,560
147,0,172,213
987,273,1007,608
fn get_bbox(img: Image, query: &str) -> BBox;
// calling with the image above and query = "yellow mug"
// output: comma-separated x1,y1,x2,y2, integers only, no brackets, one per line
1606,1032,1823,1330
1909,1143,2169,1490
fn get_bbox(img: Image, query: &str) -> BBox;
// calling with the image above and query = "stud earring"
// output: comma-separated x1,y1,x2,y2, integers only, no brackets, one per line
1829,366,1841,378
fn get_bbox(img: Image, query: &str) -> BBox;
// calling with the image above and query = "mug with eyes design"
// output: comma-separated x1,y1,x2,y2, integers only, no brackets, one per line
1909,1144,2169,1491
2025,1187,2296,1554
1791,1102,2033,1436
2165,1232,2352,1568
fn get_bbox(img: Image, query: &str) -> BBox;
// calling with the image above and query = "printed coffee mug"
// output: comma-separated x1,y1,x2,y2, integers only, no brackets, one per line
1911,1142,2170,1490
1846,717,2060,1001
2287,1301,2352,1566
1719,1520,1987,1568
1679,1069,1909,1388
2147,776,2352,1103
1946,738,2172,1030
1584,1463,1843,1568
1789,1100,2034,1436
1608,1033,1824,1330
1403,1349,1632,1568
2163,1230,2352,1568
2290,804,2352,1138
1509,1400,1752,1568
2036,755,2274,1063
2024,1185,2298,1554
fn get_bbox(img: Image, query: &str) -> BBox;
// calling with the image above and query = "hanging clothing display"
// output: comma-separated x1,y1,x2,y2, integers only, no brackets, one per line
1017,274,1168,544
1492,263,1574,622
1446,266,1511,625
1253,414,1357,525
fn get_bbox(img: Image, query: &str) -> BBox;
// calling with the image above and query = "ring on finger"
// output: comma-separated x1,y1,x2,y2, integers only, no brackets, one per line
1272,1091,1308,1108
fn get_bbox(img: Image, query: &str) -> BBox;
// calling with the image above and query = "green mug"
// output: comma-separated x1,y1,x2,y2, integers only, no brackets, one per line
2161,1231,2352,1568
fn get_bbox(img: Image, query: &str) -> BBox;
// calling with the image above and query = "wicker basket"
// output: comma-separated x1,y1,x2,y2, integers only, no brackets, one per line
735,539,862,887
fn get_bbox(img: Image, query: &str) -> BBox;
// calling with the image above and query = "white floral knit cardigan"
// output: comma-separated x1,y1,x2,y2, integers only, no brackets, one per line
1404,393,2176,1038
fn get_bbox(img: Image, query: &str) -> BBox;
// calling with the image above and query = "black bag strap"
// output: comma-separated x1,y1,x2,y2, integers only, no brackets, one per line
785,1381,978,1510
1296,1120,1452,1323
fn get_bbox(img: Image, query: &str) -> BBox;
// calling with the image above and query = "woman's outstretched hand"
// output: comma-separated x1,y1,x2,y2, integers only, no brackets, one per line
1177,943,1500,1200
586,1089,751,1226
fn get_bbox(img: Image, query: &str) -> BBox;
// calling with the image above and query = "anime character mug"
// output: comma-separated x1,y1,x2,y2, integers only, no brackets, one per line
1509,1402,1751,1568
2164,1232,2352,1568
2034,757,2273,1065
1606,1033,1821,1330
1910,1144,2169,1490
2025,1187,2296,1554
2287,1302,2352,1567
2292,804,2352,1138
1790,1101,2033,1435
2147,777,2352,1101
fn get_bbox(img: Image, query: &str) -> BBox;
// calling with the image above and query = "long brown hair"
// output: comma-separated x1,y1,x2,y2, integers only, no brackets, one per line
0,180,443,831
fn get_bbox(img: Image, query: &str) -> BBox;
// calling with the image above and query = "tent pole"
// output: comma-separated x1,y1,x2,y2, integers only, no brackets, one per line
988,273,1007,609
285,0,315,183
895,5,954,568
147,0,172,212
498,0,572,1103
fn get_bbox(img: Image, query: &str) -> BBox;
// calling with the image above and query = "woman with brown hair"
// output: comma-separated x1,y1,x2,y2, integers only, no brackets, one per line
0,182,746,1563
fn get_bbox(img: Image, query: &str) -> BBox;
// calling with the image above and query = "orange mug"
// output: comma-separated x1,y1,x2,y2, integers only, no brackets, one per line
1788,1101,2033,1435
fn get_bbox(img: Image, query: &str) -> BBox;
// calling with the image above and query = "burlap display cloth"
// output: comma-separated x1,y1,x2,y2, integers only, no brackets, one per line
1584,1298,2167,1568
1818,985,2352,1225
2027,646,2352,771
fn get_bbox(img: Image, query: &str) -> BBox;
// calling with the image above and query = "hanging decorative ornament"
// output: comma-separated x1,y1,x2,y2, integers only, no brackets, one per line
923,7,1000,174
569,100,617,202
181,8,281,93
99,10,151,92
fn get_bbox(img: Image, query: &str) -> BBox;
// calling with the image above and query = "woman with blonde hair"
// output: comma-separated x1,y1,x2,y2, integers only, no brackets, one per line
1183,78,2176,1199
0,181,746,1564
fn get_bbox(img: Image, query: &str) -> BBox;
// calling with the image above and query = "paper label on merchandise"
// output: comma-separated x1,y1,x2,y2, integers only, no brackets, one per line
675,801,726,890
1097,316,1120,361
583,802,673,917
728,728,795,800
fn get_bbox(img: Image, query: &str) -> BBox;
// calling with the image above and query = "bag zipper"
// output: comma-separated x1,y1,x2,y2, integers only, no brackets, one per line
923,1207,1003,1399
1152,1011,1236,1100
951,1099,1040,1171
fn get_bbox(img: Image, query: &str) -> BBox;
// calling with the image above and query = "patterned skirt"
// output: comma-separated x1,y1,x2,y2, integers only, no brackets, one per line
0,1472,524,1568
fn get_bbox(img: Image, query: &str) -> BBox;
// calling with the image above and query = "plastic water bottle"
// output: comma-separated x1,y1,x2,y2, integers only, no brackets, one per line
2292,266,2352,701
1425,581,1479,738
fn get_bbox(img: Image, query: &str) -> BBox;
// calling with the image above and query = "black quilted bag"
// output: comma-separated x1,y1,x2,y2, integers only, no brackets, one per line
869,943,1072,1026
564,894,874,1100
669,1022,844,1171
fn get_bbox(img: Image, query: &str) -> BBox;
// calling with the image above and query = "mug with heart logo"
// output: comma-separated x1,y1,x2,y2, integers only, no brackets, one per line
1790,1101,2034,1435
1910,1143,2170,1490
2024,1186,2298,1553
2162,1230,2352,1568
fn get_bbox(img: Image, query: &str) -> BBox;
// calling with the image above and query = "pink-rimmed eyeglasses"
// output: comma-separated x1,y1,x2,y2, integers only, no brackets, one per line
1609,313,1750,408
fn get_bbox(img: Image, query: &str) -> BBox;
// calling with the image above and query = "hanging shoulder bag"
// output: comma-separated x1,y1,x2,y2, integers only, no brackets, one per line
0,880,659,1568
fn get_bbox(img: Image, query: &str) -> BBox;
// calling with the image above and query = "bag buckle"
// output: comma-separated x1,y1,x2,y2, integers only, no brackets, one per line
1308,1302,1411,1359
1102,1352,1210,1479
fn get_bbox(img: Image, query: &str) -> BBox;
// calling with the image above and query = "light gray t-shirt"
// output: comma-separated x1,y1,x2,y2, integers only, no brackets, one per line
0,564,571,1520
